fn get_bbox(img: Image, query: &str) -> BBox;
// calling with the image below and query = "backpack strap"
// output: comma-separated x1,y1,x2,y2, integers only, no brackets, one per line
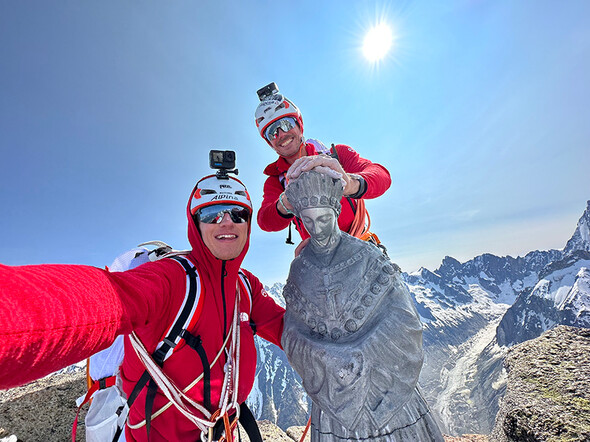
239,403,263,442
123,260,258,440
238,270,256,334
152,255,203,364
122,255,205,440
238,270,253,311
179,330,212,412
329,142,340,161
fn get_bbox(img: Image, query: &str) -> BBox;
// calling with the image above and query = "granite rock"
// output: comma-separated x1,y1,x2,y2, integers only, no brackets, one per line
0,370,86,441
491,325,590,441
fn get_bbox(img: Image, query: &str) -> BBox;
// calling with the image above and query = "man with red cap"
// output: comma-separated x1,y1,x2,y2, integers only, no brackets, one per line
0,171,285,442
254,83,392,245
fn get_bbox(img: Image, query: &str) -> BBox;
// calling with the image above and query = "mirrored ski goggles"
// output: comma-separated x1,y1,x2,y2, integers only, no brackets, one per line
196,204,250,224
264,116,298,142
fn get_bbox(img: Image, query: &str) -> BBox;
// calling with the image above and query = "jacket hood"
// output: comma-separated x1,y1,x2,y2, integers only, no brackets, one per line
185,180,251,277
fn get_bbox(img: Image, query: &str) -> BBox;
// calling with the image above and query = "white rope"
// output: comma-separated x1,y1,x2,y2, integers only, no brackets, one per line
129,333,215,433
127,282,243,435
128,326,233,429
230,284,241,417
217,291,240,417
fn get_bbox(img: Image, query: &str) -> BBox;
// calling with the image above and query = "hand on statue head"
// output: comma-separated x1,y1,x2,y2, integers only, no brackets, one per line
286,155,360,196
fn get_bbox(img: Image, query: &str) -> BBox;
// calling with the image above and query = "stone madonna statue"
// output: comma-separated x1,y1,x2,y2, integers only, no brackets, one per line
281,170,444,441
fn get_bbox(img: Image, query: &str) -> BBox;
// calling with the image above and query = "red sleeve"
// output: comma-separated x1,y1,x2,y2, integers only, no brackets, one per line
242,269,285,348
336,144,392,199
0,260,185,389
257,175,294,232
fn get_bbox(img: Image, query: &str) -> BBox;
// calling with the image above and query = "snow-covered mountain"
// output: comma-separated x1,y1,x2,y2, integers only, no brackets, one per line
417,201,590,434
497,251,590,347
247,283,310,430
249,200,590,435
499,200,590,346
405,249,561,434
564,200,590,255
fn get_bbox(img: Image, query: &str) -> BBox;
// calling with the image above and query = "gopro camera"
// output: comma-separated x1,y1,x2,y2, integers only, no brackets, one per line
257,82,279,101
209,150,238,178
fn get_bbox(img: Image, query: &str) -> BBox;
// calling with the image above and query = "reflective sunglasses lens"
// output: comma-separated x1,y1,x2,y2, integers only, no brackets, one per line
265,117,297,141
197,204,250,224
228,207,250,223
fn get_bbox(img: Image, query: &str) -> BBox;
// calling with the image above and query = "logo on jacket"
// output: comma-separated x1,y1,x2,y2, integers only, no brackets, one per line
240,312,250,322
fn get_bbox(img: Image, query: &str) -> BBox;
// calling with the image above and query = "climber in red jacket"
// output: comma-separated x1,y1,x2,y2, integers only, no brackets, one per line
254,83,391,243
0,172,285,442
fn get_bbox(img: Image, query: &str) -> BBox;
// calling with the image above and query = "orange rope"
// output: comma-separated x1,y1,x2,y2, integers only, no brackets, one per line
348,199,383,246
86,359,92,390
299,416,311,442
348,199,370,239
214,410,239,442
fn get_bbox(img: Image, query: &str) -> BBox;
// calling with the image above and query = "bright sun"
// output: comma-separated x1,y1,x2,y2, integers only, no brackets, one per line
363,23,393,62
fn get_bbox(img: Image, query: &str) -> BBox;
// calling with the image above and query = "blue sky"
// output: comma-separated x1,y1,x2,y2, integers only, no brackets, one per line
1,1,589,284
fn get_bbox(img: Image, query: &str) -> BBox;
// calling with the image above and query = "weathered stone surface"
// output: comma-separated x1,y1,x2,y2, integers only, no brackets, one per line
0,370,86,441
491,325,590,442
287,425,311,442
247,420,294,442
285,425,486,442
283,170,444,441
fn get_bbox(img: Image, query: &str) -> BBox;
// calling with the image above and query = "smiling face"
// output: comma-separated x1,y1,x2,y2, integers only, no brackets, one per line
269,122,304,162
300,207,339,249
199,212,249,260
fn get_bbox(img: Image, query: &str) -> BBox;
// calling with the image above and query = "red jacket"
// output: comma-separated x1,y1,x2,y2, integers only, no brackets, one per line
257,142,391,240
0,184,285,441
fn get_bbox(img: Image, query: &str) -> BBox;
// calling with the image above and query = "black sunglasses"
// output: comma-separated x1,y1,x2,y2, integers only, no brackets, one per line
197,204,250,224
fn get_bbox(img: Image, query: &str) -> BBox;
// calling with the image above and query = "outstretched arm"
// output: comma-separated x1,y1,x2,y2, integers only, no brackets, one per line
0,260,183,389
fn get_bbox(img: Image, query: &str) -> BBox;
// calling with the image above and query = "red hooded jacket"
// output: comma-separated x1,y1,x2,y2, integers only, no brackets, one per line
0,183,285,441
257,142,391,240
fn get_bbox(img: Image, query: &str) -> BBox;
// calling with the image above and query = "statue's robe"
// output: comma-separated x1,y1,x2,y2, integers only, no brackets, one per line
281,234,444,441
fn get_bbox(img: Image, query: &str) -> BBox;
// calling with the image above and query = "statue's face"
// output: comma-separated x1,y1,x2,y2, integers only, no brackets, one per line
300,207,338,247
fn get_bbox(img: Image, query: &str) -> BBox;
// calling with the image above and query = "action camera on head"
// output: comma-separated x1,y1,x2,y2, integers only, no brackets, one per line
257,82,279,101
209,150,238,179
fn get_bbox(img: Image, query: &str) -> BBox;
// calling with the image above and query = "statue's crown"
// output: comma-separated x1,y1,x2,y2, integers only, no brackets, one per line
286,170,343,216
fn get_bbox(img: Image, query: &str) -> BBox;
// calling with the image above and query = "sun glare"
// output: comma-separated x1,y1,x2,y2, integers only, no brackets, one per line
363,23,393,62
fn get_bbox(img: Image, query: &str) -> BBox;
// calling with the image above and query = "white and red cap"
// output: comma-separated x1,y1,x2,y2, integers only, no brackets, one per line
189,174,252,216
255,93,303,145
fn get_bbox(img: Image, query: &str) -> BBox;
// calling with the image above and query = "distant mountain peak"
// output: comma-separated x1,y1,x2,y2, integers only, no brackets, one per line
436,256,462,276
564,200,590,255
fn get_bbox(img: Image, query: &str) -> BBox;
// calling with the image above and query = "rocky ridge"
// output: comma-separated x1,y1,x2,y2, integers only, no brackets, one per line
491,325,590,441
0,371,484,441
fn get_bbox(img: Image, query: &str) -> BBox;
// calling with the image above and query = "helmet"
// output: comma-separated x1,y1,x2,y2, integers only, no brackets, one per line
255,93,304,144
190,175,252,216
